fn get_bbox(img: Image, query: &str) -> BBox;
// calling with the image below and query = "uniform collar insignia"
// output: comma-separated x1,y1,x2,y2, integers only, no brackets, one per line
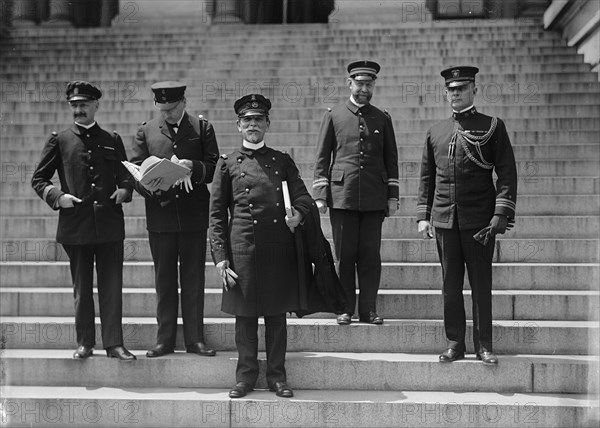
453,106,477,121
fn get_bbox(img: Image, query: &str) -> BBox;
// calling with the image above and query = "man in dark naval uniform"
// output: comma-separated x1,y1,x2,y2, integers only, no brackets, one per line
131,81,220,358
313,60,400,325
209,94,313,399
416,66,517,365
31,81,136,360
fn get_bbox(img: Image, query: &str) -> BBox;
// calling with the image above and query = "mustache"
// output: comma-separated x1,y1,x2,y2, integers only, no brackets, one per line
74,113,87,117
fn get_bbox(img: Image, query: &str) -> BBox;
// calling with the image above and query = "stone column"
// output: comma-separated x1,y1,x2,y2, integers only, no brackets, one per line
99,0,119,27
44,0,73,26
11,0,39,25
211,0,243,23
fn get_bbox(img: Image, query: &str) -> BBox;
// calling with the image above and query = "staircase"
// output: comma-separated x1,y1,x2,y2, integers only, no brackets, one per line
1,4,599,427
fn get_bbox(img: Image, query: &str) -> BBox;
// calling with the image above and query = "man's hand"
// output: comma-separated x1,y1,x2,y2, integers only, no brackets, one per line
316,199,327,214
417,220,434,239
386,198,399,217
285,207,303,233
216,260,238,291
489,215,508,235
172,156,193,170
171,155,194,192
57,194,82,208
110,188,130,204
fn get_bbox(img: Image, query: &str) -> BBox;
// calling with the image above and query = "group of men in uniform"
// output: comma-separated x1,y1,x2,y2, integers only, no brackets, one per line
31,60,517,397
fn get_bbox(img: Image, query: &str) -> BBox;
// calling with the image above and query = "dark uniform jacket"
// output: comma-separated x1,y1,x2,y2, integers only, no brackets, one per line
130,112,219,232
31,124,132,245
295,203,348,317
209,145,313,317
417,107,517,230
313,99,400,211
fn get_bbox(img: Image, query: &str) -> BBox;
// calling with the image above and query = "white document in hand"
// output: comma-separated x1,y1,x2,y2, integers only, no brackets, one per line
281,181,294,217
122,156,190,191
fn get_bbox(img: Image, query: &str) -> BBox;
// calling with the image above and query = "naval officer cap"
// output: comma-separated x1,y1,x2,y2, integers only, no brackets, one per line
441,66,479,88
234,94,271,118
151,81,187,107
66,80,102,101
347,60,381,81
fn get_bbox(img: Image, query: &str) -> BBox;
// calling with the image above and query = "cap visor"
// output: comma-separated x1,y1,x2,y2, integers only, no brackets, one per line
446,80,472,88
239,110,267,118
351,75,375,81
154,100,181,110
68,95,95,101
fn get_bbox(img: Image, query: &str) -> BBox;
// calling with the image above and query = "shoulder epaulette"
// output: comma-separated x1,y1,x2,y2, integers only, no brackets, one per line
220,154,228,159
198,114,207,122
113,130,119,135
384,109,391,118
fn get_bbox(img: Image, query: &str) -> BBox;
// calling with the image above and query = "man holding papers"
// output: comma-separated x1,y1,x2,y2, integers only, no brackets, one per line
131,81,220,358
209,94,313,399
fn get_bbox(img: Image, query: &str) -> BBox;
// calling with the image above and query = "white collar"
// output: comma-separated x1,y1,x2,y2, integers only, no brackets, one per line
349,96,366,108
75,121,96,129
453,105,474,114
243,140,265,150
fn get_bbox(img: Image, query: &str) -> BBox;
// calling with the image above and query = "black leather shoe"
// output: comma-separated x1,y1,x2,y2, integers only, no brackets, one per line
186,342,216,357
477,351,498,365
73,345,93,359
229,382,253,398
106,345,136,361
146,344,174,358
336,313,352,325
439,348,465,363
359,311,384,324
269,381,294,398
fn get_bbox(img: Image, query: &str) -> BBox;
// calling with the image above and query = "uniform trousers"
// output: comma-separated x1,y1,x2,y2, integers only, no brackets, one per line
435,227,495,353
148,229,207,347
62,242,124,348
235,314,287,387
329,209,384,316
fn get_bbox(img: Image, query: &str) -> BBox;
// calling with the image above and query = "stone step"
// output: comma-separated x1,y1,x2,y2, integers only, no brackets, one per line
1,288,597,321
2,52,583,69
1,316,597,355
2,95,598,117
4,131,598,152
1,385,596,428
2,84,598,106
4,102,599,123
3,55,582,73
3,194,597,217
3,215,597,240
2,349,596,394
0,32,566,49
0,19,552,34
3,25,557,39
4,118,600,138
0,30,566,45
2,261,596,291
1,235,598,263
1,64,593,80
0,19,554,32
4,176,598,197
3,106,599,127
0,37,574,51
0,39,575,53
